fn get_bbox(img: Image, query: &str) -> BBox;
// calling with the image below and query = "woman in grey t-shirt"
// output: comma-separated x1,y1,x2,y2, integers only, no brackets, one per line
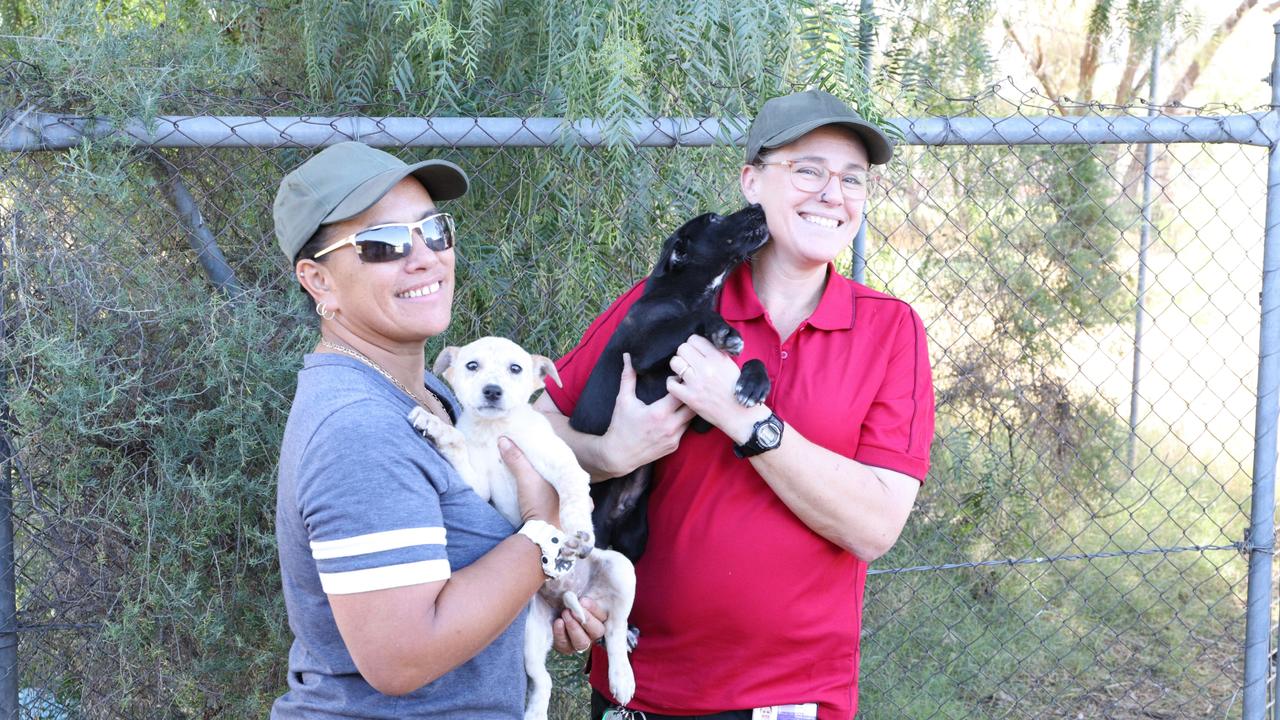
269,142,600,719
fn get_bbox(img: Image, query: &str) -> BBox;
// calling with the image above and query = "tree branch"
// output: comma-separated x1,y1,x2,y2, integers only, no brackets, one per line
1164,0,1261,106
145,151,244,300
1003,18,1067,114
1113,1,1154,109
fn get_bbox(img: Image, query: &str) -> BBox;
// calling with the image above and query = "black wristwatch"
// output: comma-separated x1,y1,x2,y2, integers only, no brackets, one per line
733,412,785,458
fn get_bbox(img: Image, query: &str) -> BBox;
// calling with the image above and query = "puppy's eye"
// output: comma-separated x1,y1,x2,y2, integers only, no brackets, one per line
465,360,480,372
509,363,523,374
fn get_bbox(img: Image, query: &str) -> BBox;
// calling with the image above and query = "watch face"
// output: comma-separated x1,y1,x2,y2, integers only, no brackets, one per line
758,420,782,448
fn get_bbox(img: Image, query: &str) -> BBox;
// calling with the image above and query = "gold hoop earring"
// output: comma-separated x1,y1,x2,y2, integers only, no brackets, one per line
316,302,335,321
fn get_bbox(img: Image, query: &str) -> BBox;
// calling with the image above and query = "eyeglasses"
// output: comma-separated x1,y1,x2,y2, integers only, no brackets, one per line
755,160,872,198
312,212,456,263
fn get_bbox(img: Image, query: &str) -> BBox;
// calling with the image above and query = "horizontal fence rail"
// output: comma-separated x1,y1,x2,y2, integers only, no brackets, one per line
1,110,1274,151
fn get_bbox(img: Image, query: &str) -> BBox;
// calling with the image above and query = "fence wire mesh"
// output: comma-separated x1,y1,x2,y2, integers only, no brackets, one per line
0,66,1273,718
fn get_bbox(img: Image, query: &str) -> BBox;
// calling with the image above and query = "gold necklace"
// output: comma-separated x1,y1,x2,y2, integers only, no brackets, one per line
318,339,450,422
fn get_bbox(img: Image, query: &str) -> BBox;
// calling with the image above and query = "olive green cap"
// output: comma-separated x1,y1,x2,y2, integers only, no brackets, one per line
273,141,469,261
745,89,894,165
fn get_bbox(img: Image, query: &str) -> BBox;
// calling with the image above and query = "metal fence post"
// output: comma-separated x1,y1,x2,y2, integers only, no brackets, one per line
0,211,18,719
1244,20,1280,720
1127,31,1161,472
853,0,874,284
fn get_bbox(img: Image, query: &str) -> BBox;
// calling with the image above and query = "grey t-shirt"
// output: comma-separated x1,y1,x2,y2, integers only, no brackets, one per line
272,353,526,719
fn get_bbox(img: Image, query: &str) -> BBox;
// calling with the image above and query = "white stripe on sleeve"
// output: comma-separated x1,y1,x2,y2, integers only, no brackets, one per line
318,559,451,595
310,527,447,560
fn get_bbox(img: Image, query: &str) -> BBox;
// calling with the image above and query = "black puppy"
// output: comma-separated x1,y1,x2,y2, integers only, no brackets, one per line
570,204,772,564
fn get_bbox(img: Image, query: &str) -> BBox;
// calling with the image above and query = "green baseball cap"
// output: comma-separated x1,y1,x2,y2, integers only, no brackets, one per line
745,89,894,165
273,141,469,261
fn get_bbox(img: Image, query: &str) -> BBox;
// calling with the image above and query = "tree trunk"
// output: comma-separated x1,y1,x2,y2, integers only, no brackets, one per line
145,151,244,301
1077,0,1115,107
1114,35,1145,106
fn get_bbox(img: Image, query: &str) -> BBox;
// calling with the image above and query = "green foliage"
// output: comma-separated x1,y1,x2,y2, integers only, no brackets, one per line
5,145,300,716
4,0,259,119
876,0,996,111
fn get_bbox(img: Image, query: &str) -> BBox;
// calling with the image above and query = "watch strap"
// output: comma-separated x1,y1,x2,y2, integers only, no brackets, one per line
733,412,784,458
517,520,574,579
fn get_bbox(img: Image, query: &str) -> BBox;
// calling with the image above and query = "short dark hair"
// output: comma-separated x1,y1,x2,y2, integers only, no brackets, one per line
295,224,337,264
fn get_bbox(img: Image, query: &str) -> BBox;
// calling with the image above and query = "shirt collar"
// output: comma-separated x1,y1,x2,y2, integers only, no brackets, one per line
720,262,855,330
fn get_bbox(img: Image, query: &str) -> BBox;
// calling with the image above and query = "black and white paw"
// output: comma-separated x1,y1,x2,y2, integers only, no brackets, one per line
709,326,745,356
626,624,641,652
734,359,770,406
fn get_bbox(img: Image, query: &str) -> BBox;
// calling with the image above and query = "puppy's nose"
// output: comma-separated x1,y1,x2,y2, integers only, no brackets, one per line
482,384,503,402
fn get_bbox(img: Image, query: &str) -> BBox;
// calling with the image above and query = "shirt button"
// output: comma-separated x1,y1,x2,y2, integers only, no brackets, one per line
780,351,789,360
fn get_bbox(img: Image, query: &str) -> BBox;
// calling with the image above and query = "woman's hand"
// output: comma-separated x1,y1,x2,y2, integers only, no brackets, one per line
666,335,769,444
500,436,561,527
551,597,608,655
600,353,697,476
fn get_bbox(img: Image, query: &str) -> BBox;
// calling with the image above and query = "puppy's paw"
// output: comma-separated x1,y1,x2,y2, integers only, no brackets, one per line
609,662,636,706
407,407,465,452
626,624,641,652
708,325,745,356
562,531,594,561
734,359,770,407
571,529,594,558
559,505,596,554
563,592,589,625
555,538,580,572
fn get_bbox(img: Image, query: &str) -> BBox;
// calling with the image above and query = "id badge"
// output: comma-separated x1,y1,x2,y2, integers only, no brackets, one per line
752,703,819,720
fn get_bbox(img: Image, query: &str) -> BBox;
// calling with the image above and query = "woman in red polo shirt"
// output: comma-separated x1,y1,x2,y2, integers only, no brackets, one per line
537,89,936,720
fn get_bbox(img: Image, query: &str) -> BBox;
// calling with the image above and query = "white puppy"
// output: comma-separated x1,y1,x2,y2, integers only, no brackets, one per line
409,336,636,719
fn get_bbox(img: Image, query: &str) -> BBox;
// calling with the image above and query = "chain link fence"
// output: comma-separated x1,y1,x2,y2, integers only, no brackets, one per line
0,41,1277,720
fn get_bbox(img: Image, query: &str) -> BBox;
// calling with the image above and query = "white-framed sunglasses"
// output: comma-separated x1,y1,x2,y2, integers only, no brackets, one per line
313,212,456,263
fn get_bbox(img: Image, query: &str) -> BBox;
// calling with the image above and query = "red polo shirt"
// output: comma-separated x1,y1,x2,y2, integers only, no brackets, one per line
545,263,934,719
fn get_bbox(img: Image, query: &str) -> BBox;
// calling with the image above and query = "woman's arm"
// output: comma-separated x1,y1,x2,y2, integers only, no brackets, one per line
668,335,921,562
328,438,557,695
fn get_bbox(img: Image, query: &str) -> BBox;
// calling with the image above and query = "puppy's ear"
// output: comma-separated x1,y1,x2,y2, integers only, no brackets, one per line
432,346,460,376
533,355,562,388
662,230,689,273
661,213,716,273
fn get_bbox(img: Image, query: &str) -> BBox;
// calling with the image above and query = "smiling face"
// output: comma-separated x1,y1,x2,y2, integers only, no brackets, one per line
302,177,455,347
740,125,871,270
